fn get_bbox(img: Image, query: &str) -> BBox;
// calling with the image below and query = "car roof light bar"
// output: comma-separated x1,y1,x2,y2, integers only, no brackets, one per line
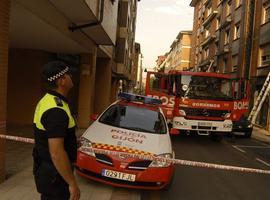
118,92,162,105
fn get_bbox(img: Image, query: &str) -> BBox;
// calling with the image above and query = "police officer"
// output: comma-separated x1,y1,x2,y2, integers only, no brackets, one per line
33,61,80,200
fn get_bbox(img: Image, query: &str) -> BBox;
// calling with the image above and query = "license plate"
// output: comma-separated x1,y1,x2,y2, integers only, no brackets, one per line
198,122,212,126
102,169,136,182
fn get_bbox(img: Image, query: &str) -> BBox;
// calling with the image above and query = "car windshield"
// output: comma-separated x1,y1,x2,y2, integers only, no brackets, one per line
99,104,167,134
180,75,233,100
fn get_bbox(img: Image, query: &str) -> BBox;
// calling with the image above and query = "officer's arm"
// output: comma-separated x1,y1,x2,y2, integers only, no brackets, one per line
48,138,77,187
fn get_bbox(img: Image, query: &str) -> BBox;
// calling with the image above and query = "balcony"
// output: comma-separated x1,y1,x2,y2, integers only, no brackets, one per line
203,11,218,27
219,16,232,29
51,0,118,45
201,35,217,48
119,27,128,38
217,45,230,56
203,0,211,6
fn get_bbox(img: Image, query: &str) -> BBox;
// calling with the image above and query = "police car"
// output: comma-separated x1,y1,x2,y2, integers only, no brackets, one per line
76,93,175,190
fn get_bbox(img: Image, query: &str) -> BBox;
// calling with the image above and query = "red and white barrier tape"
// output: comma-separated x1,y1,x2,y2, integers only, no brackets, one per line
80,147,270,175
1,134,270,175
0,134,34,144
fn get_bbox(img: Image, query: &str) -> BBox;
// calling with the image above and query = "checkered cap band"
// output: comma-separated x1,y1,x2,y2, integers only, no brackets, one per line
47,66,69,82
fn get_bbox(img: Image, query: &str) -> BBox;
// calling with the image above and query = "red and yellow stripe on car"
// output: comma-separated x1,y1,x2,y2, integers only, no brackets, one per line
92,143,154,156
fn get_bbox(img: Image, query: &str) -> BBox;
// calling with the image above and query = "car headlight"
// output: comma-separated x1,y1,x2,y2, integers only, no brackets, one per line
149,153,172,168
179,110,186,116
223,113,231,119
223,123,232,128
247,124,253,128
78,137,95,157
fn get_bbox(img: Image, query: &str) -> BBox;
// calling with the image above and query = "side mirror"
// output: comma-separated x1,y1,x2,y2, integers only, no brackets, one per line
90,114,99,121
170,128,180,135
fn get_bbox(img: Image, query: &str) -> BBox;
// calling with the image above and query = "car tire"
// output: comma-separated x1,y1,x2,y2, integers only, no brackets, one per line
162,172,175,191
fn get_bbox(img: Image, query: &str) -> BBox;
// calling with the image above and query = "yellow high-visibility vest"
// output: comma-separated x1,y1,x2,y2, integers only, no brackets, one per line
33,93,75,130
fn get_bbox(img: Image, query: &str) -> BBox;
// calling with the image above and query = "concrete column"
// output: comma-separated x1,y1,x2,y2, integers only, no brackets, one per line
94,58,112,114
111,77,118,102
0,0,10,182
77,50,97,128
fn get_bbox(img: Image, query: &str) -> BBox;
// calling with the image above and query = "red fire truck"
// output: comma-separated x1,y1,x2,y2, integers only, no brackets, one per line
145,70,250,140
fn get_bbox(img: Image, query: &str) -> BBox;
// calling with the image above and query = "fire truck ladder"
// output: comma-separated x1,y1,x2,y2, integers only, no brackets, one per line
248,72,270,124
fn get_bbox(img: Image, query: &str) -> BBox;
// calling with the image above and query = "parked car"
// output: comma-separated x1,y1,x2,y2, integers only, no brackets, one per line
232,116,253,138
76,93,175,190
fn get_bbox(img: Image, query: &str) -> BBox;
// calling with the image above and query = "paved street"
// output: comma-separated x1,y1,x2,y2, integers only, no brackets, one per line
1,127,270,199
142,135,270,200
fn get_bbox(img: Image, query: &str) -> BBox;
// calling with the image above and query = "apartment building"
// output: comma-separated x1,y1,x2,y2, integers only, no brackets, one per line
250,0,270,128
190,0,270,130
190,0,252,76
155,55,166,72
131,43,141,92
115,0,138,93
160,31,192,73
0,0,140,183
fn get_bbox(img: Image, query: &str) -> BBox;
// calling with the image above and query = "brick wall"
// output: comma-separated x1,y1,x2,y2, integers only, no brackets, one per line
0,0,10,182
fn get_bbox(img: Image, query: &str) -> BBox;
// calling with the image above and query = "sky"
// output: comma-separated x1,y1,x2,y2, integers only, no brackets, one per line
135,0,194,69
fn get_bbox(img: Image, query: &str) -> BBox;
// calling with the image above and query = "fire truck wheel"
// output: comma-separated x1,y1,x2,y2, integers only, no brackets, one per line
244,130,252,138
210,133,223,142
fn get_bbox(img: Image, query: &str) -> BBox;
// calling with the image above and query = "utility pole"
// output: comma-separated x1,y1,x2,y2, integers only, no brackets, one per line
139,53,143,94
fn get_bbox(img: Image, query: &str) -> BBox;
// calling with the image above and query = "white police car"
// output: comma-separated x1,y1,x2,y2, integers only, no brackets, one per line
76,93,175,190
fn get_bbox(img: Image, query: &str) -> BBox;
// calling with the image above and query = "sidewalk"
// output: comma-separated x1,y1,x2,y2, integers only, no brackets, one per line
251,126,270,144
0,126,140,200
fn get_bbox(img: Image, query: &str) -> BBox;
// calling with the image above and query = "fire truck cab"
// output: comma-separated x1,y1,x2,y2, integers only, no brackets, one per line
145,70,249,140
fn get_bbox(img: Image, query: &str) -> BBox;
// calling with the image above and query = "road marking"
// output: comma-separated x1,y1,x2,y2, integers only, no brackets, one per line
234,145,270,149
232,145,246,153
256,158,270,167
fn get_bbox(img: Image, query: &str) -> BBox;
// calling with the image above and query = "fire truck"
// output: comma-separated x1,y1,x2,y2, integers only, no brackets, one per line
145,70,249,140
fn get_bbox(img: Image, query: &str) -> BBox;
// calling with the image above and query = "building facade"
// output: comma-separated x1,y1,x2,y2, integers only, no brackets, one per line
190,0,270,130
159,31,192,73
115,0,138,93
250,0,270,128
190,0,253,76
0,0,140,183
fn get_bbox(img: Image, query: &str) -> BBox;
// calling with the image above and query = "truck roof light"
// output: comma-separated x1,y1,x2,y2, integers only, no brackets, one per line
118,92,162,105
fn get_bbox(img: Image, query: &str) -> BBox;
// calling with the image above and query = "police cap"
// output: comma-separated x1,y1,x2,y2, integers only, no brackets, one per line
42,61,74,83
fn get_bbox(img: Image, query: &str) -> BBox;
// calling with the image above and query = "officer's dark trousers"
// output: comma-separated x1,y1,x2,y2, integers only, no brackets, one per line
41,193,70,200
34,162,70,200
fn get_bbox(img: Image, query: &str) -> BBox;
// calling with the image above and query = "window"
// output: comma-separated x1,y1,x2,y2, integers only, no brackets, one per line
205,28,210,38
263,5,270,23
204,48,209,59
99,104,167,134
235,0,242,8
261,54,270,65
223,58,228,73
260,45,270,66
226,1,232,16
224,29,230,44
232,55,238,72
206,6,212,18
234,24,240,40
216,18,220,30
215,42,219,55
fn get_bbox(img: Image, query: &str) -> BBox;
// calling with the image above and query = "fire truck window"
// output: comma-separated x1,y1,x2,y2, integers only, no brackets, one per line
182,75,233,100
149,74,168,93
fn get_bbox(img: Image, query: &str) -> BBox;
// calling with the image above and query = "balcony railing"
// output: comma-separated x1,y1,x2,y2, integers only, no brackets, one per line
203,11,218,27
201,35,217,47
